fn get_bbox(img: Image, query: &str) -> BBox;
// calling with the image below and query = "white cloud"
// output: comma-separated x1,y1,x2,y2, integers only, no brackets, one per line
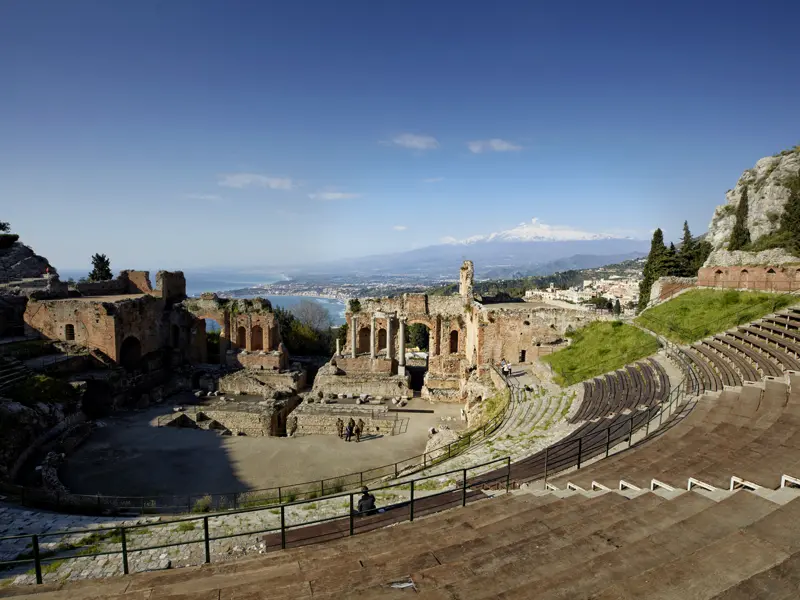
218,173,296,190
386,133,439,150
467,139,523,154
392,225,408,231
308,190,361,201
443,218,624,244
423,177,444,183
184,193,222,201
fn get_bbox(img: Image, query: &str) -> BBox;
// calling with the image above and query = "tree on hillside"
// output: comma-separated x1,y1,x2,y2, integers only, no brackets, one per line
638,228,667,311
728,186,751,250
779,184,800,255
291,299,333,331
0,222,9,233
678,221,696,276
336,322,348,351
613,299,621,316
88,253,113,282
273,305,333,356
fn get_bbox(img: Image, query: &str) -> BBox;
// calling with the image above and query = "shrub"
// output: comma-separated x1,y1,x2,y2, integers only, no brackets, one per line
191,495,213,513
0,234,19,249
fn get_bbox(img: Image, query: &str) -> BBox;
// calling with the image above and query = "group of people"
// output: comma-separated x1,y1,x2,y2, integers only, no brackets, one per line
336,417,365,442
500,358,513,377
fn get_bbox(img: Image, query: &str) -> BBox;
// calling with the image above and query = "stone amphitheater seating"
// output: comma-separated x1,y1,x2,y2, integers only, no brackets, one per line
9,308,800,598
0,356,29,392
555,374,800,493
668,307,800,393
573,358,669,423
10,487,800,598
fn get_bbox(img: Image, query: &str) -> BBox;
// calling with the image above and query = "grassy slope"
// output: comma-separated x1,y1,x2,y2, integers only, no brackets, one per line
635,289,797,344
542,321,659,386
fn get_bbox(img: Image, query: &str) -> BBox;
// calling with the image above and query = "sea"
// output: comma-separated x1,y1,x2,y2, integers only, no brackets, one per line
184,274,346,328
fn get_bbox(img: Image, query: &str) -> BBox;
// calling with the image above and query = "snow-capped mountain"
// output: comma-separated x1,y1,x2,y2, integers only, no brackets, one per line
441,218,628,245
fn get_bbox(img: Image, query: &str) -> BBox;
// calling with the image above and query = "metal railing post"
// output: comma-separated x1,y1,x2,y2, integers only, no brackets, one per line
577,437,583,470
394,463,398,478
278,487,282,504
32,534,42,585
320,480,324,497
280,505,286,549
462,469,468,506
645,407,651,437
120,528,129,575
349,494,354,536
203,517,210,564
410,480,415,521
628,417,633,448
605,427,611,458
506,457,511,493
543,447,549,483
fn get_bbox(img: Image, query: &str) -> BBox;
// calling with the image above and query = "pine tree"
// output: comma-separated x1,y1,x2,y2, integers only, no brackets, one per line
613,298,621,316
728,187,751,250
779,186,800,255
638,228,667,311
660,243,682,276
88,253,113,282
678,221,696,276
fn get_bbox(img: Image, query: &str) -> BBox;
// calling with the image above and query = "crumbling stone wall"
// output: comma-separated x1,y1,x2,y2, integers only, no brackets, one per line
292,402,396,436
183,295,281,365
649,276,698,305
218,368,306,398
477,305,593,367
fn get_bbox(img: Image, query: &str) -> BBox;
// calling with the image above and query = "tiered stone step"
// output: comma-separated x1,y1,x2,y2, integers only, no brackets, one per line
0,356,29,392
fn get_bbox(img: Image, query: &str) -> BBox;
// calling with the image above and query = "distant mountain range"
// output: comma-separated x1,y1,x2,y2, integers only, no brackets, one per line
291,238,649,280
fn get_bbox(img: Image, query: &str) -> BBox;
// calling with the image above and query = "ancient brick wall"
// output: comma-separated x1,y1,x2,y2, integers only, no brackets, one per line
233,350,286,371
478,306,595,366
24,298,119,359
697,265,800,292
649,277,697,304
292,402,396,436
154,271,186,302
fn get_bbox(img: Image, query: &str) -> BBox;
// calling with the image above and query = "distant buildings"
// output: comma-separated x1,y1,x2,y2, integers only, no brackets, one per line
524,274,642,310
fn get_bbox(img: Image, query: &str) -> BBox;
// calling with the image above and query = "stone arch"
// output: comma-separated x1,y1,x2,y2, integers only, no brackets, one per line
378,328,387,351
357,327,370,354
251,325,263,351
65,323,75,341
449,330,459,354
119,336,142,370
714,269,723,286
171,324,180,347
739,269,750,289
237,326,246,349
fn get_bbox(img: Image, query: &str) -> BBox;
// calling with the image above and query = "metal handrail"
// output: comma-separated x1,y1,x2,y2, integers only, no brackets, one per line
0,456,512,585
2,368,515,516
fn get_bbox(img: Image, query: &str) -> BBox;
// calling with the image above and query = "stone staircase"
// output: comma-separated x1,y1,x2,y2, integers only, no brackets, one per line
6,484,799,599
0,356,30,393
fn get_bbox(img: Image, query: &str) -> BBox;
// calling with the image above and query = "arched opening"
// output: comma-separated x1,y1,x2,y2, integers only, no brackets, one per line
714,269,723,286
357,327,370,354
406,322,431,392
766,268,777,290
237,326,246,349
171,324,180,347
119,336,142,371
740,269,750,289
449,330,459,354
200,318,223,364
65,323,75,341
251,325,263,351
378,328,387,352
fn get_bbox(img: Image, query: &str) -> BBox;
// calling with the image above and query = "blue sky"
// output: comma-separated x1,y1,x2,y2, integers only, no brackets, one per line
1,0,798,271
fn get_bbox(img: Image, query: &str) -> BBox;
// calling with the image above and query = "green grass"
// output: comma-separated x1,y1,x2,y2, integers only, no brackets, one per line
635,289,797,344
542,321,659,386
175,522,196,533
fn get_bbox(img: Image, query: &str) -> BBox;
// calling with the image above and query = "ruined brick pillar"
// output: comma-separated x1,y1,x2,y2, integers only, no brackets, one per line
351,316,358,358
460,260,474,300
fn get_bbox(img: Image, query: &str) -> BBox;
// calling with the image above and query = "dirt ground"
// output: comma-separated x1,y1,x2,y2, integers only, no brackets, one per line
60,396,464,498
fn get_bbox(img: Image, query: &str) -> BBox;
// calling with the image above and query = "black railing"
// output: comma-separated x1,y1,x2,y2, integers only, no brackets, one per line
1,370,514,516
0,457,511,585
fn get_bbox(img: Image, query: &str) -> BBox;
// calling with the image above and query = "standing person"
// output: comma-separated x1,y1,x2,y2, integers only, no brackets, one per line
345,423,353,442
336,418,344,439
348,417,356,431
354,422,362,443
357,418,365,436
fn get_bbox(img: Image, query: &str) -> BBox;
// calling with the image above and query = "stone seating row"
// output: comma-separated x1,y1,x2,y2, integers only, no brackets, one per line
670,307,800,393
555,373,800,492
573,358,669,424
16,486,800,599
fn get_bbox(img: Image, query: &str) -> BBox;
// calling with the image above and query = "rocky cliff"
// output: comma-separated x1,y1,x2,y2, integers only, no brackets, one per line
0,241,55,284
705,146,800,256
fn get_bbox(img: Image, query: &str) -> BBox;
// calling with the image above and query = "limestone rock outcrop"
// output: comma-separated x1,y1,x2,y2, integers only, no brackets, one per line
705,146,800,257
0,241,55,284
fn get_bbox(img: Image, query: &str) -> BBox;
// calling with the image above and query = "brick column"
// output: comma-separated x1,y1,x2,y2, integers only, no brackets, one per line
351,316,357,358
